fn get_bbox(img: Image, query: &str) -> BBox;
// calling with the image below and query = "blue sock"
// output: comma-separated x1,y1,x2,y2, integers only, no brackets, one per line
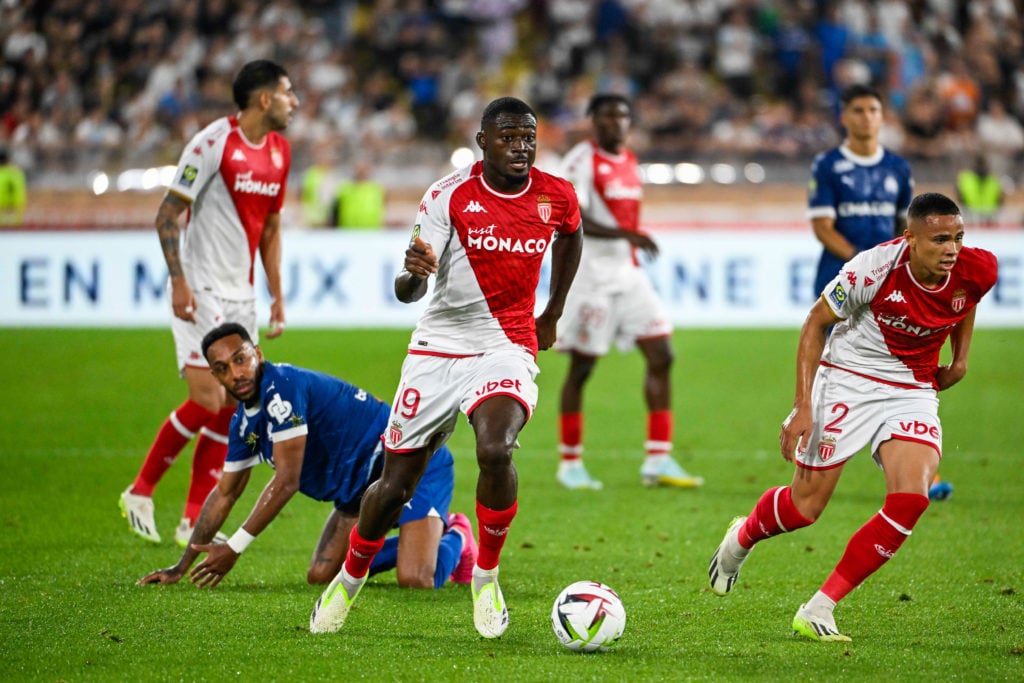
433,528,464,588
369,535,399,576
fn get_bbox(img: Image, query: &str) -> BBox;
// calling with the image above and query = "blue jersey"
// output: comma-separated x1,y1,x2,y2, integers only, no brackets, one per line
808,144,913,295
223,361,453,515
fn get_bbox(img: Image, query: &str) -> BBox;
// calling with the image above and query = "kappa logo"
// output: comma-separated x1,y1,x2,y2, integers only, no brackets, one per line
231,148,247,162
841,175,855,188
463,200,487,213
884,290,906,303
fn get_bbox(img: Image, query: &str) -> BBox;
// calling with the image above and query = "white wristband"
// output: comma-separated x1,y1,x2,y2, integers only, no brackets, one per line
227,528,256,554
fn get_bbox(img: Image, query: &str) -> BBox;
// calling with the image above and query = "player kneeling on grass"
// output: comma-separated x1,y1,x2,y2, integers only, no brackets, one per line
708,193,997,642
138,322,477,592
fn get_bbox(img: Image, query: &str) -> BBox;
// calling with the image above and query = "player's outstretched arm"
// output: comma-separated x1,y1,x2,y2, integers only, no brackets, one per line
137,469,250,586
536,226,583,350
190,437,306,588
395,236,437,303
936,307,976,391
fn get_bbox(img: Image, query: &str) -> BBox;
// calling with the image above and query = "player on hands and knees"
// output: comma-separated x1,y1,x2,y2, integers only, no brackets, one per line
310,97,582,637
555,93,701,490
709,193,997,642
138,323,477,594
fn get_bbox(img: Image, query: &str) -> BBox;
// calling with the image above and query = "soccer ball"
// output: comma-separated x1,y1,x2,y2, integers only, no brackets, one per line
551,580,626,652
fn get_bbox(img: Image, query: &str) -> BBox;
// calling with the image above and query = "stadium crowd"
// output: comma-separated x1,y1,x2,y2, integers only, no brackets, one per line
2,0,1023,188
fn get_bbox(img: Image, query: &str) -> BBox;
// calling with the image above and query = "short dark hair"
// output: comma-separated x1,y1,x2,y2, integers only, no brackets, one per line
840,84,883,108
201,322,253,360
232,60,288,110
480,97,536,128
908,192,961,220
586,93,630,116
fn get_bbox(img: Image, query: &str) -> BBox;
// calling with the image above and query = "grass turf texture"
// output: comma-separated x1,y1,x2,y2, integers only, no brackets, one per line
1,328,1021,682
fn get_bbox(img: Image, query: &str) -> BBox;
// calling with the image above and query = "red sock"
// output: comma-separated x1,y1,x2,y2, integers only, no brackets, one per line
476,499,518,570
738,485,814,549
183,405,234,522
821,493,929,603
558,412,583,461
344,525,387,579
133,400,215,496
646,409,672,457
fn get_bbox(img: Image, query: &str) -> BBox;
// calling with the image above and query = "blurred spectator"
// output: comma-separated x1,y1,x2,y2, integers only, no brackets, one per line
331,159,386,230
956,153,1003,227
0,146,27,226
0,0,1021,193
975,98,1024,177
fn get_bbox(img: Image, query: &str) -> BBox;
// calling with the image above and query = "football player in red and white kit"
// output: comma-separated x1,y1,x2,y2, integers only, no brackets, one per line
709,193,998,642
554,93,702,491
310,97,582,638
120,60,298,547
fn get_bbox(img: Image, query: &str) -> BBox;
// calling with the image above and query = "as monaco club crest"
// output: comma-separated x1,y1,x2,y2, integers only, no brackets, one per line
388,420,403,446
537,195,551,223
818,435,837,461
951,289,967,313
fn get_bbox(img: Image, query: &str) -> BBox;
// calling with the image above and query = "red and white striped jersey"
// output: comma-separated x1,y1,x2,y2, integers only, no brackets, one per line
408,161,581,357
821,238,998,389
560,139,643,290
168,115,290,301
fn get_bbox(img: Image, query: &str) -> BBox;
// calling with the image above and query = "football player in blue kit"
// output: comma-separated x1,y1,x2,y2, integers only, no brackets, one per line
138,322,477,590
808,84,914,298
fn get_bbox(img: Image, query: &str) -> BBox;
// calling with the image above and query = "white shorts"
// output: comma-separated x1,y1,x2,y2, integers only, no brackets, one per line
383,348,540,452
555,267,671,356
170,284,258,373
796,365,942,470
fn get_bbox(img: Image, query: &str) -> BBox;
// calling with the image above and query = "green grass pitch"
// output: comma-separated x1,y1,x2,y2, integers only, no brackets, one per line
1,328,1021,681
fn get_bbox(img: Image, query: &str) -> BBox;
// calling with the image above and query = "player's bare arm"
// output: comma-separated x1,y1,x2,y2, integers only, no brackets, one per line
260,212,286,338
812,216,858,261
780,299,839,461
395,236,437,303
536,226,583,350
155,192,195,322
936,307,976,391
581,215,659,257
190,435,306,588
137,467,251,586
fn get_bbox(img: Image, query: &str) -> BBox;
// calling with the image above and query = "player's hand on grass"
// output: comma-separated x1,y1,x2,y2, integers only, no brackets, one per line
405,236,438,279
137,565,187,586
189,543,240,588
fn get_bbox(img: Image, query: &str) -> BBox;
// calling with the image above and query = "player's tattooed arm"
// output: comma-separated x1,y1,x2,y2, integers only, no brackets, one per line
155,193,190,278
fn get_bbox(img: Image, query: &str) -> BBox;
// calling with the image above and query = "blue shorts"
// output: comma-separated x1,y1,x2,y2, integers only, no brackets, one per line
332,444,455,526
397,444,455,526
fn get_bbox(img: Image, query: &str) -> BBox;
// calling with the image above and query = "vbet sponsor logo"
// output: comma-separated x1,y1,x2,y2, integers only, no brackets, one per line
475,378,523,397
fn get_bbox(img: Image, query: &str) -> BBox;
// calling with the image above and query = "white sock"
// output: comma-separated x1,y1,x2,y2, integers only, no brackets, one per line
805,590,837,615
